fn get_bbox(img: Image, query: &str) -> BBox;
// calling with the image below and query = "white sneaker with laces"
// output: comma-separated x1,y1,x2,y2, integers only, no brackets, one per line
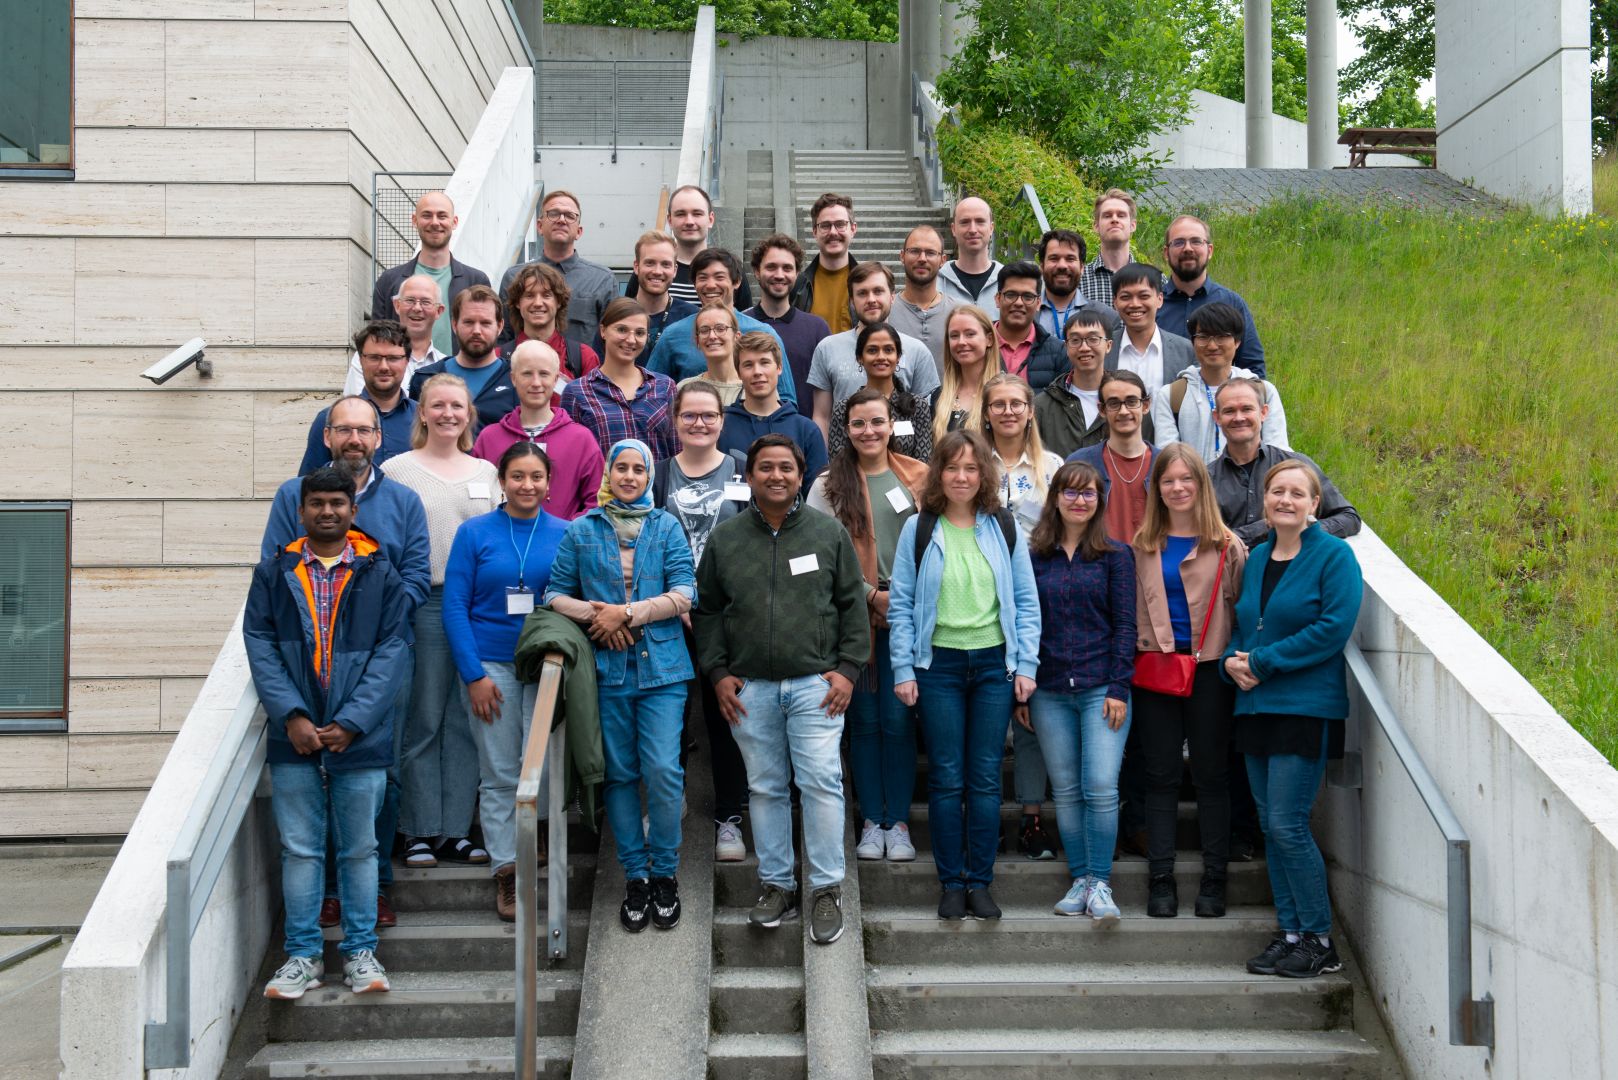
884,822,917,861
714,817,747,861
1054,876,1093,916
855,819,886,860
1086,879,1121,924
343,949,390,994
264,955,323,1000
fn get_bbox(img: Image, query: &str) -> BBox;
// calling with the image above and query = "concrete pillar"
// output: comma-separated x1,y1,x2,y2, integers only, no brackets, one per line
1305,0,1337,168
913,0,942,84
1243,0,1273,167
899,0,914,119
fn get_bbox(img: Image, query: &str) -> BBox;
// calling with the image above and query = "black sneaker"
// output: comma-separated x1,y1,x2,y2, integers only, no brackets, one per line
649,876,681,930
1017,815,1056,860
937,888,967,921
1194,872,1227,918
1247,934,1296,975
619,878,651,933
1147,873,1178,918
965,887,1002,921
1275,932,1342,978
1230,833,1261,862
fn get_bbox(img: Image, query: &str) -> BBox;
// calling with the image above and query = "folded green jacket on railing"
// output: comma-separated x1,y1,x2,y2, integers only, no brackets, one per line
513,607,605,822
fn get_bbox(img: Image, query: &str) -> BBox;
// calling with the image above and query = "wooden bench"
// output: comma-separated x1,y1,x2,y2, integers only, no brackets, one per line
1337,127,1437,168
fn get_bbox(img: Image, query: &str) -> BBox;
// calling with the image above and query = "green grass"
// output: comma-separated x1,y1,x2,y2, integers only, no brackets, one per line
1175,198,1618,767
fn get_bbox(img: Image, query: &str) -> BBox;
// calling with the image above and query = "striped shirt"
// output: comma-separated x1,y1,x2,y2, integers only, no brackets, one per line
558,364,681,462
302,542,355,689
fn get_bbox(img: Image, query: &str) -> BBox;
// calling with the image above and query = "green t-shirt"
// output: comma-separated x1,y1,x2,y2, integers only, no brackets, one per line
418,261,454,356
931,518,1004,650
864,470,914,584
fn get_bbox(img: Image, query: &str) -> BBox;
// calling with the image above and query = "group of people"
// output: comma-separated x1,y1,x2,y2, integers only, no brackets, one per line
245,180,1366,1003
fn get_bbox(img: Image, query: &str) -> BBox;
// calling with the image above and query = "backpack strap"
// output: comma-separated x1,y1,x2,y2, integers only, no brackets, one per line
993,507,1018,553
1169,377,1187,415
565,339,584,379
913,507,1017,567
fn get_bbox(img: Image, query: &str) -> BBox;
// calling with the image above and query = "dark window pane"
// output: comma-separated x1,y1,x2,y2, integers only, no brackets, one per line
0,507,69,718
0,2,72,168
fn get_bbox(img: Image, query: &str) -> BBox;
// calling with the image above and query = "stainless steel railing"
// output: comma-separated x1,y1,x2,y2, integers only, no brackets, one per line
536,59,691,164
514,651,569,1080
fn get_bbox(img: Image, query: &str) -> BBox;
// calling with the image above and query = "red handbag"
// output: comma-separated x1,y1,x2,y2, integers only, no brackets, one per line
1132,545,1227,698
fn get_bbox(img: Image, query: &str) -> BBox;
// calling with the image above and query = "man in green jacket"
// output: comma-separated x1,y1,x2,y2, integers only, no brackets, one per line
693,434,870,947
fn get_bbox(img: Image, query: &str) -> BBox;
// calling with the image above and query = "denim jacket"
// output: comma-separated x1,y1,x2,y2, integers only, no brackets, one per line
887,510,1041,684
542,509,696,690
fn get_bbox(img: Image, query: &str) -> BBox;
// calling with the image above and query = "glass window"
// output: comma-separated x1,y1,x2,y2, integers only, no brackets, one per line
0,505,70,729
0,2,73,170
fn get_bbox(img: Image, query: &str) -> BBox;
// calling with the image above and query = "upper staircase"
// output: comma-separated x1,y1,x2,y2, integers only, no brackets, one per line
786,149,952,271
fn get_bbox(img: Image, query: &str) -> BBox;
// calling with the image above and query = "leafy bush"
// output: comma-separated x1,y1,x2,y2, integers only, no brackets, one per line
937,122,1101,262
543,0,898,42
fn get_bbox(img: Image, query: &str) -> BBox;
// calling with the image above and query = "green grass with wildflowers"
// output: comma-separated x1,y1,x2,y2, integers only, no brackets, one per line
1158,198,1618,767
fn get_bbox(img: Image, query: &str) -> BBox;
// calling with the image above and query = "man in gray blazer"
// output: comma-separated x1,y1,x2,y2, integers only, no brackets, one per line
1105,263,1191,392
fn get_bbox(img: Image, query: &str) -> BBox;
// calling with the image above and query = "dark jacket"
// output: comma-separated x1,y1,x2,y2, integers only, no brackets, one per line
514,607,605,823
1066,442,1160,500
1210,444,1362,549
693,501,870,686
789,253,863,320
1034,377,1108,460
1009,323,1070,393
408,355,515,433
244,531,411,770
370,255,490,328
716,401,829,493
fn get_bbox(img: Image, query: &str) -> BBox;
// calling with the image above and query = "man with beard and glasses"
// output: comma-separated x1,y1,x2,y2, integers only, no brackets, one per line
345,275,446,397
262,394,432,932
1156,215,1266,379
408,285,514,432
746,233,830,394
1034,228,1121,346
370,192,490,356
309,321,418,473
887,223,959,374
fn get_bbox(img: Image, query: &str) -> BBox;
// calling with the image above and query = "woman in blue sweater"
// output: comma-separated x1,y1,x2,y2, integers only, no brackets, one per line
1024,461,1136,922
1223,459,1363,980
544,439,696,935
441,442,569,921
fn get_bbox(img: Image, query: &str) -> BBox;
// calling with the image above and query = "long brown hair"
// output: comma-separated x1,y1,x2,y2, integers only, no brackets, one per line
1030,461,1112,560
921,430,1001,515
504,263,570,339
1133,442,1230,552
823,387,891,540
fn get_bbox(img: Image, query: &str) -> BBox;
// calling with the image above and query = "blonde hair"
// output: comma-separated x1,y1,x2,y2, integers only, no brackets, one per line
1261,459,1323,531
633,230,676,262
934,306,1001,443
1133,443,1231,553
410,374,476,452
981,372,1052,498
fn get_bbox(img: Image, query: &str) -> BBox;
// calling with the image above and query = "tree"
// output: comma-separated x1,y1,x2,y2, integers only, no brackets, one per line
543,0,899,42
1187,0,1311,123
1337,0,1436,129
934,0,1197,187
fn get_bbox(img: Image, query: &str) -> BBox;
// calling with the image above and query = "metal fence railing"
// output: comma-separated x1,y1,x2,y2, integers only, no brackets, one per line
537,59,691,162
371,171,453,285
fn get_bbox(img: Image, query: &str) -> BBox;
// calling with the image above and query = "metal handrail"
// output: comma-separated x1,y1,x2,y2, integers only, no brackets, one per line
707,71,724,197
514,651,569,1080
536,58,690,164
991,183,1053,264
911,73,954,206
144,680,268,1069
1343,641,1495,1048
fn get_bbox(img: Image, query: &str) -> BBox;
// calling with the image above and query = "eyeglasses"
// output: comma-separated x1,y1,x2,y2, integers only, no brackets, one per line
1067,334,1106,347
696,325,733,339
678,412,721,426
395,297,438,310
846,418,891,431
326,425,378,438
986,400,1029,414
543,208,580,223
814,220,853,233
999,289,1039,304
1059,488,1099,503
1167,237,1209,250
360,352,407,364
903,246,943,259
1191,332,1235,345
1103,396,1145,412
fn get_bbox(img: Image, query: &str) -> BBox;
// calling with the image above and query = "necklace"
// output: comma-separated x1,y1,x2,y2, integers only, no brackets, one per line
1105,443,1148,485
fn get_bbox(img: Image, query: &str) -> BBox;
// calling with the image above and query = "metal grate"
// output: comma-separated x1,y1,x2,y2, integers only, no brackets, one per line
370,171,452,283
537,59,690,151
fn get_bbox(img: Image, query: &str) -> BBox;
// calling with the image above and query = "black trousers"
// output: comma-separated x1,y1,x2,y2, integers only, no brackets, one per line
1134,660,1234,878
684,624,748,821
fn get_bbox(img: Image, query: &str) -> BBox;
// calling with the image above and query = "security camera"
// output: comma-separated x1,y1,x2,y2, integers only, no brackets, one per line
140,338,212,385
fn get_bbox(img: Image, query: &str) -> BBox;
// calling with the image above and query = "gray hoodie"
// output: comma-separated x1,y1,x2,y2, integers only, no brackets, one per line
1150,363,1289,462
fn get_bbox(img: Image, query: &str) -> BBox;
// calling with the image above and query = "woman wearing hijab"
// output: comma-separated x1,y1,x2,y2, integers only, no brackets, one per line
544,439,697,934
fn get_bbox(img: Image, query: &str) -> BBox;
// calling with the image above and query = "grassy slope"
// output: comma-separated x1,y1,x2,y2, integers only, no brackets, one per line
1176,195,1618,767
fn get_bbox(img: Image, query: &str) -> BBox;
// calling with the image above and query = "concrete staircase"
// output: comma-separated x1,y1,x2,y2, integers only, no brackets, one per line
789,149,951,270
857,756,1406,1079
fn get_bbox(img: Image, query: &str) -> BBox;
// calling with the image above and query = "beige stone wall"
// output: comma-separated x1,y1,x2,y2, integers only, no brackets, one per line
0,0,528,836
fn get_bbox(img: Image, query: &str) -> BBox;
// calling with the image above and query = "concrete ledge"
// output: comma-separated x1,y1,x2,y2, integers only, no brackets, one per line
446,66,538,280
803,809,873,1080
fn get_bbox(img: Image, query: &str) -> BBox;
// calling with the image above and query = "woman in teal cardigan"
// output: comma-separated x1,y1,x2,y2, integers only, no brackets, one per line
1223,459,1363,983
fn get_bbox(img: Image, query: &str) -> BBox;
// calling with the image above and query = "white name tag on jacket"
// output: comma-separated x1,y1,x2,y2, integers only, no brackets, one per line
789,553,819,576
468,482,490,500
506,587,534,615
724,478,751,501
885,485,910,513
892,420,916,437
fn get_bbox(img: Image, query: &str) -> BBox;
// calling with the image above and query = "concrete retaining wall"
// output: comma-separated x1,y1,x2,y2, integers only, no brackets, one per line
538,147,680,267
1147,90,1419,169
446,66,539,286
1323,528,1618,1079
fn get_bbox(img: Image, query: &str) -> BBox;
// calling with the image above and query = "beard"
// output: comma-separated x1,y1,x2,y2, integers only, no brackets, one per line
1170,255,1207,283
904,264,938,287
331,452,373,482
460,333,496,362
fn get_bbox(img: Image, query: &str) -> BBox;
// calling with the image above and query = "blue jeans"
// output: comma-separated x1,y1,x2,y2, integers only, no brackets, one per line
1028,685,1130,882
600,655,688,880
916,645,1012,890
271,763,386,958
846,628,916,828
732,674,846,891
462,661,546,875
1245,731,1331,934
325,649,412,897
399,588,479,839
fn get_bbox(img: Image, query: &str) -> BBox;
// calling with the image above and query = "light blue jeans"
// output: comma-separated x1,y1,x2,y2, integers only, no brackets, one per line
600,654,689,880
461,661,546,875
1027,685,1131,882
271,763,386,958
1245,729,1332,934
399,588,479,839
732,674,846,892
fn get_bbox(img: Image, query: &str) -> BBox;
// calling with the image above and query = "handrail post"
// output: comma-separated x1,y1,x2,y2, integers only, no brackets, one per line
548,725,568,959
142,859,191,1067
514,652,567,1079
611,62,620,164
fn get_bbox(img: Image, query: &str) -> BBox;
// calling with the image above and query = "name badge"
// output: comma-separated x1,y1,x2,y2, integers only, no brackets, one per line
468,482,491,501
789,553,819,576
505,587,535,615
885,485,911,513
892,420,916,437
537,442,547,453
724,475,751,501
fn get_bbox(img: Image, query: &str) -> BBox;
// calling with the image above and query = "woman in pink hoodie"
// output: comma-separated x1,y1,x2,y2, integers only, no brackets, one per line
473,339,605,519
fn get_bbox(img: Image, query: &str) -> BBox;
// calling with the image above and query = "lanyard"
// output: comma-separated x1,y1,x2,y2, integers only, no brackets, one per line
1201,384,1222,454
506,511,542,590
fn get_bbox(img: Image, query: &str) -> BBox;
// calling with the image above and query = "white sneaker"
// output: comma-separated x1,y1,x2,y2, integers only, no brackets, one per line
264,955,323,1000
856,819,886,860
1054,876,1092,916
343,949,390,994
714,817,747,861
884,823,917,862
1086,879,1121,924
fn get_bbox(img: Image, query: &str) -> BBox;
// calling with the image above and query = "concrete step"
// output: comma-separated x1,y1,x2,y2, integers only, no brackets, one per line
713,906,804,968
707,1031,808,1080
869,1027,1386,1079
866,961,1353,1033
863,906,1279,966
245,1035,572,1079
266,969,581,1042
743,207,776,224
711,965,804,1034
388,860,595,913
858,855,1272,909
321,909,591,971
897,801,1207,852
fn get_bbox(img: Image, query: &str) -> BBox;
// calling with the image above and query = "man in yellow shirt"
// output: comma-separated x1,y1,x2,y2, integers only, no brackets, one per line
790,193,861,335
